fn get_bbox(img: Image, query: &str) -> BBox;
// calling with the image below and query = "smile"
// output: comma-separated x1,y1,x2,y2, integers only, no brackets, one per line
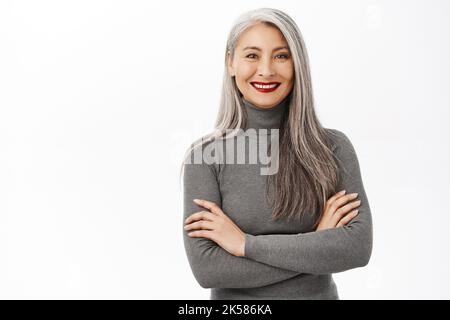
250,82,281,93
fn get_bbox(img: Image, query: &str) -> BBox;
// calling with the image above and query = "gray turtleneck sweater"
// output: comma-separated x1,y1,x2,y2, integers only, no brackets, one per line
182,95,373,300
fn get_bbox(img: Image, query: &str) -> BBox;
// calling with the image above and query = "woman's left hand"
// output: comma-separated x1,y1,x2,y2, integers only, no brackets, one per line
184,199,246,257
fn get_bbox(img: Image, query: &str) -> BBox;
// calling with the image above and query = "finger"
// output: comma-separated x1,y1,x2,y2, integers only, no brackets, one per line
334,199,361,218
185,211,214,224
187,230,215,240
193,199,223,215
323,190,346,216
336,209,359,228
184,220,215,231
331,200,360,226
328,192,359,213
327,189,347,204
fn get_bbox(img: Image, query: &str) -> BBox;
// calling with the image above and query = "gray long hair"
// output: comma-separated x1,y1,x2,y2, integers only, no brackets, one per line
180,7,339,227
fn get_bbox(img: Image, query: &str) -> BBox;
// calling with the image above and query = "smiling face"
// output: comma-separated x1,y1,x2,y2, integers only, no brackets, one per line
227,22,295,109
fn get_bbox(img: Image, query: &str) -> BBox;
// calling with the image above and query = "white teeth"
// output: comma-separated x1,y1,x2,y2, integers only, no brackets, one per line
252,83,279,89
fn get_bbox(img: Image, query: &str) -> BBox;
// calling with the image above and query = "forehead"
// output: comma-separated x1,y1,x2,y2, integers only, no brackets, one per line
237,23,289,50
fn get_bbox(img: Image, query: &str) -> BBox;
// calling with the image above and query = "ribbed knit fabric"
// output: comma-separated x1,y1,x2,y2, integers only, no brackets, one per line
182,95,373,300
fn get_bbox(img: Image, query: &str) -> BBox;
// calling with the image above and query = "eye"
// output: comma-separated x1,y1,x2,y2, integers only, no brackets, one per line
276,54,290,59
245,53,290,60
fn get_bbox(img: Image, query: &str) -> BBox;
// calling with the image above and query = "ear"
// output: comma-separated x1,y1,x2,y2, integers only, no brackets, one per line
227,51,235,77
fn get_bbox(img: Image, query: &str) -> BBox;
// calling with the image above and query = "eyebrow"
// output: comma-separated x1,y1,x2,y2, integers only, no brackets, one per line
242,46,290,52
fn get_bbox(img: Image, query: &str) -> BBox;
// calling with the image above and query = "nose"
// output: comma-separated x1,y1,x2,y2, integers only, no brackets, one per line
257,57,275,77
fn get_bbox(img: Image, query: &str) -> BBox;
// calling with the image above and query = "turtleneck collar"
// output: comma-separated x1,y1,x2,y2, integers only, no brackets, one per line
242,93,291,130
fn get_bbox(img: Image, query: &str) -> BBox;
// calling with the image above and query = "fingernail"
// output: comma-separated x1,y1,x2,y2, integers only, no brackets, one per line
340,190,346,194
193,199,200,203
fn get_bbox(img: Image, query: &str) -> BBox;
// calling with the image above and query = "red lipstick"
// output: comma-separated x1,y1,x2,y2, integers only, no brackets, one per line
250,82,281,93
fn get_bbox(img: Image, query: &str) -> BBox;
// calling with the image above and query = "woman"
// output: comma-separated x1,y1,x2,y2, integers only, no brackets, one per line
180,7,373,300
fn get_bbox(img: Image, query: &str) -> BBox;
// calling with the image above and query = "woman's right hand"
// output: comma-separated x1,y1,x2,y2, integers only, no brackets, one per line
316,190,361,231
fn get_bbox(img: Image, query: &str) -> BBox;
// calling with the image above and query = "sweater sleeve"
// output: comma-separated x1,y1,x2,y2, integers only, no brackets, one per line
182,155,301,289
244,129,373,274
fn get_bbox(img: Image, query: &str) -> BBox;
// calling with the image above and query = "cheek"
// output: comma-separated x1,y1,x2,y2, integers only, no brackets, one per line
279,63,295,83
234,62,255,81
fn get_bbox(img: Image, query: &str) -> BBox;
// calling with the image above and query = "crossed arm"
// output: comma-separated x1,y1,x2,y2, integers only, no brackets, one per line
183,161,301,288
182,129,373,288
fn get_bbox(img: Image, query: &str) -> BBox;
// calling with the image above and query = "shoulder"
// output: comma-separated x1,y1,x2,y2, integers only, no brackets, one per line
184,134,220,162
323,127,357,159
183,135,221,177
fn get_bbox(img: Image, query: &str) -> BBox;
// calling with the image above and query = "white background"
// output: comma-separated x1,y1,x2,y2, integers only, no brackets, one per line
1,0,449,299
